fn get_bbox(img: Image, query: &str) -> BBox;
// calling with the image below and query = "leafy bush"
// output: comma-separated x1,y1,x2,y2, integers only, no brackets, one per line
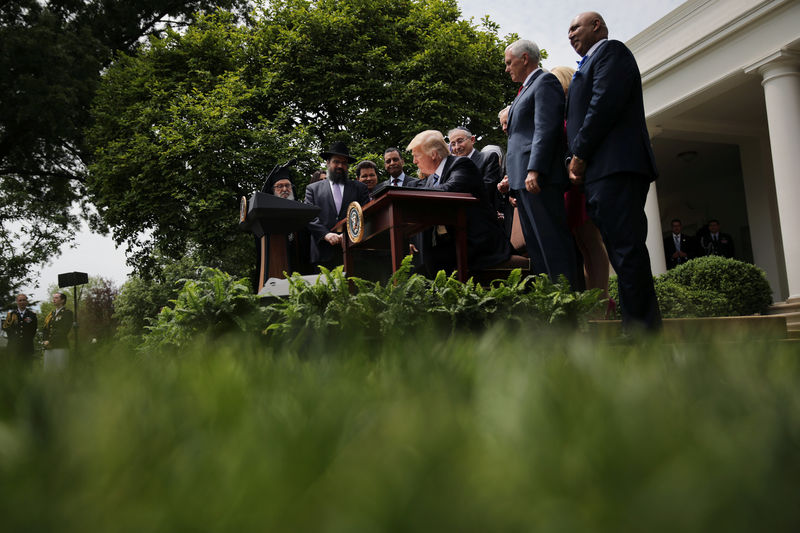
662,256,772,315
141,258,604,350
141,267,262,351
609,256,772,318
262,257,604,347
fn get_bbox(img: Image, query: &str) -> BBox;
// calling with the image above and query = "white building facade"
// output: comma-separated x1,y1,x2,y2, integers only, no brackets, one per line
630,0,800,303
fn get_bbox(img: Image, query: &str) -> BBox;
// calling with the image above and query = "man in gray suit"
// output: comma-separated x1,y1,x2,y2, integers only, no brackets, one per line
304,141,370,268
504,39,576,287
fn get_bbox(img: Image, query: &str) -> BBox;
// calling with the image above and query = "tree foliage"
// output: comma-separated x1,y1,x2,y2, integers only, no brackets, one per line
0,0,248,303
87,0,517,279
113,252,205,347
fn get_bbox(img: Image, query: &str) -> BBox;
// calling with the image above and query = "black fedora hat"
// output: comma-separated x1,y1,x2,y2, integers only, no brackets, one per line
320,141,357,164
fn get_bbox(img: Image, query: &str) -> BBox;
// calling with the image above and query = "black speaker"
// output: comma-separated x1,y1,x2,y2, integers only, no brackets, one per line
58,271,89,288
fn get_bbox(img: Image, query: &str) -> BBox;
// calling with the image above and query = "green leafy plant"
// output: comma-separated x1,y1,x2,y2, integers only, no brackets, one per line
609,256,772,318
141,267,262,350
263,256,604,347
662,256,772,315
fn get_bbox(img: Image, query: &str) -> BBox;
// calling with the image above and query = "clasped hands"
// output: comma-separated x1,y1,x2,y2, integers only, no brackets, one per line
324,232,342,246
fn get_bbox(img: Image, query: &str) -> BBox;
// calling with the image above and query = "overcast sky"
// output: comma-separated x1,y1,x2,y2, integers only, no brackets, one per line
21,0,686,307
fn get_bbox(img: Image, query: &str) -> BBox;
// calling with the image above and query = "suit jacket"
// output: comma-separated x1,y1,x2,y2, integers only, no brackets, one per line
663,233,697,269
422,155,511,271
506,69,569,191
469,150,503,199
700,232,735,259
43,307,73,350
304,179,370,264
566,39,658,183
379,172,417,188
2,308,37,355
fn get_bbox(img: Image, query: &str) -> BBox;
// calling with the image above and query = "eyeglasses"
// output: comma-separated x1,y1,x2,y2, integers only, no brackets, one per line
449,137,470,146
273,184,292,190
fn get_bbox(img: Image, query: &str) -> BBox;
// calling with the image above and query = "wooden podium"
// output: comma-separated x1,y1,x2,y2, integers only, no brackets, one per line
333,188,478,282
239,192,320,292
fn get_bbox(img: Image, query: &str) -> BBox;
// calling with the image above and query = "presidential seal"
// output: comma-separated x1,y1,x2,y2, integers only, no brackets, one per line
346,201,364,243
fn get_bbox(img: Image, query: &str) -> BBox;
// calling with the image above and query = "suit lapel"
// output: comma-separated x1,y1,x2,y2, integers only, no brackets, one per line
509,69,544,122
440,156,455,183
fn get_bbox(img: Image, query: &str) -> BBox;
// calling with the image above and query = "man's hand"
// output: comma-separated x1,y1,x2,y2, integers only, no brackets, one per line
324,232,342,246
525,170,541,194
568,156,586,185
497,175,510,194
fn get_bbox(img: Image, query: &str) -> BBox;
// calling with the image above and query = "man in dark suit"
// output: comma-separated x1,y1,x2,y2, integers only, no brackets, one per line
504,39,576,288
447,127,503,205
380,148,417,187
407,130,511,275
700,219,735,258
304,141,370,269
566,12,661,331
43,291,73,370
2,293,37,360
664,218,697,269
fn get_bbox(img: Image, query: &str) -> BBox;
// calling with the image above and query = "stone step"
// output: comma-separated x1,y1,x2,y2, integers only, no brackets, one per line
767,300,800,315
590,315,788,341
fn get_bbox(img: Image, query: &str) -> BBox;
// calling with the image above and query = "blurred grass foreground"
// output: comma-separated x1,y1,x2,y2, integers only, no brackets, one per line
2,327,800,532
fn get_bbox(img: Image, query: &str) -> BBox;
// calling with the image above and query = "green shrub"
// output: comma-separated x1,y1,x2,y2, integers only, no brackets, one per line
141,267,262,351
141,257,604,351
609,256,772,318
262,257,604,347
663,256,772,315
652,277,730,318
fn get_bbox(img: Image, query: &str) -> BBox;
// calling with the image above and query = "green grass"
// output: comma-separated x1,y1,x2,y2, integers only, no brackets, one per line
1,328,799,532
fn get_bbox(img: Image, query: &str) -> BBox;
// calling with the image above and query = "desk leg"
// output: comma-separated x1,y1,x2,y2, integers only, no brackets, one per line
455,210,469,282
342,232,353,278
389,205,404,274
258,236,267,292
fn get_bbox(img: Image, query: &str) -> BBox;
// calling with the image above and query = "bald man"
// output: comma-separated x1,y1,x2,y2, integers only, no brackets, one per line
565,12,660,331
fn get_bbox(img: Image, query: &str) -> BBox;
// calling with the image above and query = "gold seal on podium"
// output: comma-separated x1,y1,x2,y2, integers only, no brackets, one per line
346,201,364,243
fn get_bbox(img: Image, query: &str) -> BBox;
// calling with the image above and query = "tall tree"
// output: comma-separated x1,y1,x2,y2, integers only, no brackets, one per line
0,0,248,303
87,0,517,279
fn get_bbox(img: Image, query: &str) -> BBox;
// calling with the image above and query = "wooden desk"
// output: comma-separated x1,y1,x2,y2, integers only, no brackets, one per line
333,189,478,282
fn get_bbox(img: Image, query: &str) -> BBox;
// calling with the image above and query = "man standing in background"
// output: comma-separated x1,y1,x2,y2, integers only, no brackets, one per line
42,291,73,369
304,142,370,269
2,293,37,362
381,148,415,187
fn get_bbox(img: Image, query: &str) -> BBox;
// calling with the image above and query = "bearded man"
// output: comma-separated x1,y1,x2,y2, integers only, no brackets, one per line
304,141,370,268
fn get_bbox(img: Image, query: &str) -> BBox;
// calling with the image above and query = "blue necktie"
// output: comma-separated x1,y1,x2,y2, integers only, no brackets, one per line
431,173,439,185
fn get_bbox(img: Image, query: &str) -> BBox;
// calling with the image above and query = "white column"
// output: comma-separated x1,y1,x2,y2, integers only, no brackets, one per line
747,51,800,301
645,181,667,275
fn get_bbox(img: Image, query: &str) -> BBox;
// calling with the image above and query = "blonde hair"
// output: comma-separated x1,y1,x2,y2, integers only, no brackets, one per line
550,66,575,95
406,130,449,159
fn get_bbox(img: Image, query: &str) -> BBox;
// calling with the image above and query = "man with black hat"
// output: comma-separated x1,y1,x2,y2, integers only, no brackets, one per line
261,164,313,275
304,141,370,268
